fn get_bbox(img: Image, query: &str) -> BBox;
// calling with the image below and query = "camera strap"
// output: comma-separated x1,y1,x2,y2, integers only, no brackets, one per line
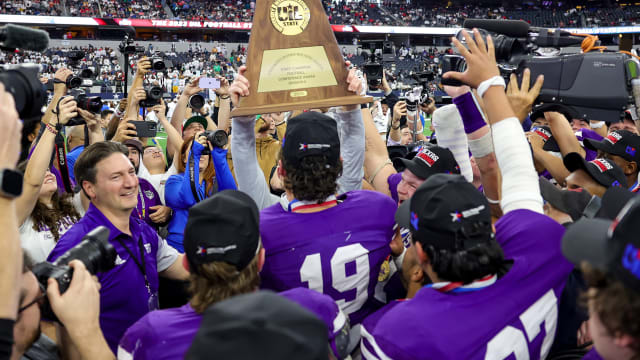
188,143,202,203
54,126,73,194
115,236,151,295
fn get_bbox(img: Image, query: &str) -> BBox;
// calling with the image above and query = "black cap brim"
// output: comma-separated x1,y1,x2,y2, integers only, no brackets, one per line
583,138,611,154
394,158,429,180
395,196,413,230
539,177,564,210
562,217,612,270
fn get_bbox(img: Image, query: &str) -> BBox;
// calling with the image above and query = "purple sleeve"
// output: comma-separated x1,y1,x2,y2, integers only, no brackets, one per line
582,349,604,360
387,173,401,205
579,129,603,162
119,315,154,359
47,227,83,262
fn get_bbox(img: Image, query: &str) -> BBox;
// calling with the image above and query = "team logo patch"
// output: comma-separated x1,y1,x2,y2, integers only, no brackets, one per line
415,149,439,167
144,243,151,254
144,190,155,200
410,211,419,230
115,255,126,265
622,244,640,280
611,180,621,187
606,132,622,145
299,143,331,151
626,146,637,157
450,205,486,222
534,128,551,141
196,245,237,257
591,159,613,173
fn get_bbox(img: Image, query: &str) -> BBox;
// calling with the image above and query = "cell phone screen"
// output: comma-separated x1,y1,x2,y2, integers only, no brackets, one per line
199,77,221,89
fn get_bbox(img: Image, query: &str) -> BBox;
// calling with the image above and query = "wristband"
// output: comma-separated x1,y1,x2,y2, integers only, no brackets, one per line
453,92,487,134
45,123,58,135
477,76,506,98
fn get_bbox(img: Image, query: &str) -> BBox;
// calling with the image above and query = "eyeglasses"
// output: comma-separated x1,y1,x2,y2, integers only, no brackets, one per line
144,148,162,155
18,282,46,314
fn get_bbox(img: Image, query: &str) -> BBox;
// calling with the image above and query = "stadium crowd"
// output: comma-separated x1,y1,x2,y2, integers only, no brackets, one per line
3,0,640,29
1,17,640,360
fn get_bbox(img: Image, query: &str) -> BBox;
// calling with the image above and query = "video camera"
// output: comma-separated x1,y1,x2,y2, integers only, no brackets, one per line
139,85,163,108
0,64,46,121
32,226,116,322
442,19,640,122
118,35,145,56
360,40,395,90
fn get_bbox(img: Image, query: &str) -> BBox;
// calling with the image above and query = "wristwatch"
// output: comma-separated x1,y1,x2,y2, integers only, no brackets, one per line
0,169,23,198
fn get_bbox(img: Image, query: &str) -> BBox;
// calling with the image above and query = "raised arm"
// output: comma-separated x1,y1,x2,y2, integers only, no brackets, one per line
546,111,585,157
363,101,396,197
15,97,76,226
170,76,203,135
153,100,183,159
215,77,232,133
228,66,279,210
444,29,543,214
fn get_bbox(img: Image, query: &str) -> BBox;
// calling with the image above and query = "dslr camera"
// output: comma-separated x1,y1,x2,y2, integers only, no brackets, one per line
63,50,94,89
150,54,173,72
32,226,116,322
442,19,640,121
61,91,103,126
139,86,163,108
203,130,228,149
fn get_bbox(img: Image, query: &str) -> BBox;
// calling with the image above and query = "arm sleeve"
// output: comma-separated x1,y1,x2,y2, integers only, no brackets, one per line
156,234,179,272
164,174,196,212
491,117,543,214
0,319,14,360
230,116,279,210
211,147,237,191
334,108,365,194
432,104,473,183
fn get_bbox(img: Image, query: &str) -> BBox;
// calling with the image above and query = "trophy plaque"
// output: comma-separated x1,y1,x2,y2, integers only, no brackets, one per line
230,0,372,116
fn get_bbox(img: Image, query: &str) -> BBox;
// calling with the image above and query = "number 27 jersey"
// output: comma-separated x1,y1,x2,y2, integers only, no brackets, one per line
259,191,397,324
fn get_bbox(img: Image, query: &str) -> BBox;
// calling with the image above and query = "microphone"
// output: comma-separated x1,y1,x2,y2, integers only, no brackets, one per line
462,19,530,38
0,24,49,52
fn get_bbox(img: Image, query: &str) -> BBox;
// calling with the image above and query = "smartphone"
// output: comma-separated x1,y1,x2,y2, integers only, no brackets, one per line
129,121,157,138
199,77,221,89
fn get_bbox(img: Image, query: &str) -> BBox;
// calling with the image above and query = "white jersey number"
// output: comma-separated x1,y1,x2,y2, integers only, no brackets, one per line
300,244,370,315
485,289,558,360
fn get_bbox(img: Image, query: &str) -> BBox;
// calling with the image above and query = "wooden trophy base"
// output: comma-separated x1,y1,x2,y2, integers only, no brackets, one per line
231,95,372,117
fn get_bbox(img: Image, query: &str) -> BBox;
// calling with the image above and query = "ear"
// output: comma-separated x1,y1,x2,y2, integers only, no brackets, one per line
27,132,37,143
276,160,285,178
627,161,638,176
410,262,425,284
257,248,266,272
613,333,635,348
82,180,97,200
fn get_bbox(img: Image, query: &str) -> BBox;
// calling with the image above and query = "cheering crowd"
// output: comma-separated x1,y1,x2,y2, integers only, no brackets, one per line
1,24,640,360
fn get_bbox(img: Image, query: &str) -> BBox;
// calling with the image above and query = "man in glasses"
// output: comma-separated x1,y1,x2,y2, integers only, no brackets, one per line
11,256,113,360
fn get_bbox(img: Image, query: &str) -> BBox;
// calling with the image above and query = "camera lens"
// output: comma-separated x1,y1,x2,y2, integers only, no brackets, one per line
148,86,163,100
66,76,82,89
53,228,116,275
152,58,166,71
0,65,46,121
189,94,205,109
75,94,103,113
79,69,93,79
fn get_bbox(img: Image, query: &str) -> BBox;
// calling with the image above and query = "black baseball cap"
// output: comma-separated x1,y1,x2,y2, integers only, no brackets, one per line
186,291,329,360
392,146,460,181
539,177,594,221
597,186,637,220
563,153,626,188
562,196,640,293
282,112,340,167
183,190,260,273
584,130,640,164
531,126,561,153
530,103,579,124
183,115,208,134
396,174,492,251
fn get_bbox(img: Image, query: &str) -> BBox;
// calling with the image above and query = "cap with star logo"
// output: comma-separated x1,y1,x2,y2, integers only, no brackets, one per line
395,174,493,251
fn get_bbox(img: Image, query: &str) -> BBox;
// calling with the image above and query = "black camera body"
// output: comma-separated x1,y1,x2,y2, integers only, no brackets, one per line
0,64,46,121
204,129,228,149
140,86,163,108
62,92,103,126
32,226,115,322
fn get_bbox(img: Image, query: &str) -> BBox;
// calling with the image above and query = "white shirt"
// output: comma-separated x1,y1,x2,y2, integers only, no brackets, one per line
139,163,177,205
20,215,76,263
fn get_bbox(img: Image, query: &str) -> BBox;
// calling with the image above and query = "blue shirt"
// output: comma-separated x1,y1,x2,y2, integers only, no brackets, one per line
47,203,178,353
165,142,237,252
65,145,84,183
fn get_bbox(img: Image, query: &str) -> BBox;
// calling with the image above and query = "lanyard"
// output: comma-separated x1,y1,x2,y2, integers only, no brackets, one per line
135,187,146,220
115,236,152,296
426,274,497,293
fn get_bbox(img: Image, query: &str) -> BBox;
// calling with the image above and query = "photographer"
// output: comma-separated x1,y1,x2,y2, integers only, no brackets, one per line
387,100,427,145
164,132,236,252
0,84,24,359
16,96,82,263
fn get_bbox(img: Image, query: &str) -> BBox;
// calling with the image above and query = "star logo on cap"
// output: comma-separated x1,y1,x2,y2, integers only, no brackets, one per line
410,211,419,230
626,146,637,157
450,211,462,222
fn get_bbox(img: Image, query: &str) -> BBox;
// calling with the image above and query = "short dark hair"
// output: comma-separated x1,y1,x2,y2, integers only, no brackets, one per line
280,154,343,203
101,109,114,119
582,263,640,357
422,240,505,284
74,141,129,197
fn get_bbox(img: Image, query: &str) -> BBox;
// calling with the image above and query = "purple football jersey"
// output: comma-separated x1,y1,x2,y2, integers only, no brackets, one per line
260,190,396,324
118,304,203,360
582,348,604,360
361,210,573,359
